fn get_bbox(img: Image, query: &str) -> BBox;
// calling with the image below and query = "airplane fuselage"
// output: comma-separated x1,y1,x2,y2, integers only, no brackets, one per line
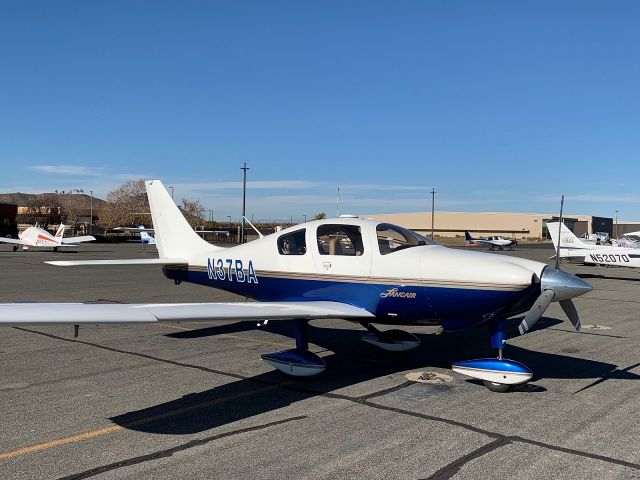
162,219,543,329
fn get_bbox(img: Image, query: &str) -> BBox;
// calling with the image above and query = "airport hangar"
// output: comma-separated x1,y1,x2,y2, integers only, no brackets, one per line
364,210,640,239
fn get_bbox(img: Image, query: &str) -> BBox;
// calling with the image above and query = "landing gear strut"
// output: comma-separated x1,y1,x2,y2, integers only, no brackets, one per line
452,318,532,392
261,319,325,376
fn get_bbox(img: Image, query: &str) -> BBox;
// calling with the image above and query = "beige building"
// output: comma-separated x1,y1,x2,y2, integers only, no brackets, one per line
365,211,598,239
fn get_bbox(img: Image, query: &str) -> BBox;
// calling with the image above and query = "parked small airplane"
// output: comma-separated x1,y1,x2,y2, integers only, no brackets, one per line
115,225,156,245
0,181,592,392
0,224,95,251
464,231,518,250
547,222,640,268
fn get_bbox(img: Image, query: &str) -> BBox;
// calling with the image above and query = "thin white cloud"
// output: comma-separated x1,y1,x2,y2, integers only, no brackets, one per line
172,180,319,191
28,165,107,176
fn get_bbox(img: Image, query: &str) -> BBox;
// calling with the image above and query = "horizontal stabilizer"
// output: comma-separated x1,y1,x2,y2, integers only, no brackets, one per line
62,235,96,244
0,301,374,325
0,237,23,245
46,258,187,266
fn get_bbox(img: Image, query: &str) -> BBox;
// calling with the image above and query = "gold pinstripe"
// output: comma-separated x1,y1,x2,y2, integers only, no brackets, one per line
180,266,528,292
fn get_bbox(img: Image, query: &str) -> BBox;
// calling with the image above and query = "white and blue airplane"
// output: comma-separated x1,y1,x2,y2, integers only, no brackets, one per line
0,181,592,392
548,221,640,269
464,231,518,251
115,225,156,245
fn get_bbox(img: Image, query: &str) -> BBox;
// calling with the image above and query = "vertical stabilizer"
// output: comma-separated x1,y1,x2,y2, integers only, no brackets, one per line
546,222,588,249
145,180,219,260
55,224,65,243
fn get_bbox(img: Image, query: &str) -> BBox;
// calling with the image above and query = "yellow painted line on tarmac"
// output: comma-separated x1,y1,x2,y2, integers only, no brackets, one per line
0,383,283,461
0,425,123,461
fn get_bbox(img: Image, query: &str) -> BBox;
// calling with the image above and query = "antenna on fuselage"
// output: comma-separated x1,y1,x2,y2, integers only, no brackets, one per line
243,216,264,239
555,195,564,270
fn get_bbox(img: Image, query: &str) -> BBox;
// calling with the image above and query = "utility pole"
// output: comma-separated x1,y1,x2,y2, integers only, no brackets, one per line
241,162,249,243
89,190,93,235
430,187,437,240
336,187,340,217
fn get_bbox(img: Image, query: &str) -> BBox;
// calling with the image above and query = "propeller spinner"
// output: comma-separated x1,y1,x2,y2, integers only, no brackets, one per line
518,266,591,335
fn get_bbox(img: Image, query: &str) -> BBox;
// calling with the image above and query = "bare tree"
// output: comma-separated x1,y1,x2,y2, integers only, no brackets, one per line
180,197,205,227
57,193,83,226
98,179,150,229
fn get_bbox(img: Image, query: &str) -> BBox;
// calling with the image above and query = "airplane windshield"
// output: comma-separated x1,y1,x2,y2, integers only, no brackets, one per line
376,223,437,255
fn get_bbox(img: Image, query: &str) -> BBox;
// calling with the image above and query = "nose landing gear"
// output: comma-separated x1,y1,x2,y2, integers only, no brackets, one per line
452,318,532,392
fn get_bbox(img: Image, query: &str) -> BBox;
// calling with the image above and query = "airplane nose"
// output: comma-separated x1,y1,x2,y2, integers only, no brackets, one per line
540,267,592,301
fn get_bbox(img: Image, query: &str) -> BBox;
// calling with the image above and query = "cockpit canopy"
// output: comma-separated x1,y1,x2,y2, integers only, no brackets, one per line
276,220,437,257
375,223,437,255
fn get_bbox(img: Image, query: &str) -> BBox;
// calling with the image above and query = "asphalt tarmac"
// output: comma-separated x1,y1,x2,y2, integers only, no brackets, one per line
0,243,638,479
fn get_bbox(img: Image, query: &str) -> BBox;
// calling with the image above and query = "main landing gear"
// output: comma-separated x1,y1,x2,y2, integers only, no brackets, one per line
261,319,326,376
452,318,533,393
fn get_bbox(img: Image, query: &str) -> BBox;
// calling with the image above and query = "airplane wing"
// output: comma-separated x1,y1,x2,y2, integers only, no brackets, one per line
46,258,187,266
61,235,96,244
0,237,24,245
0,301,374,325
114,227,155,232
470,239,494,246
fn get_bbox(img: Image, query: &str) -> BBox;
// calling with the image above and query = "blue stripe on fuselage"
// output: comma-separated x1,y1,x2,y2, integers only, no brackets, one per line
162,267,534,328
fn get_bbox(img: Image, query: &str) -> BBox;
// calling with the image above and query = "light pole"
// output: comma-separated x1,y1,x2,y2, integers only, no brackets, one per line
169,186,174,200
430,187,437,240
303,214,307,223
89,190,93,235
241,162,249,243
336,187,340,217
208,209,213,227
227,215,232,228
615,210,619,238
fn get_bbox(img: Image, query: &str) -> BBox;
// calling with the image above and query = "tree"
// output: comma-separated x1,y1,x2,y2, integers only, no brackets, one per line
314,212,327,220
98,179,150,229
180,197,205,227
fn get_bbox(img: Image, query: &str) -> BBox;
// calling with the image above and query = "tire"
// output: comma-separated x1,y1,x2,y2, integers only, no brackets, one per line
483,380,511,393
12,246,18,252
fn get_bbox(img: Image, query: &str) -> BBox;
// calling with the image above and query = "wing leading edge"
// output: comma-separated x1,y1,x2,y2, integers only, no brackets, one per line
0,301,374,325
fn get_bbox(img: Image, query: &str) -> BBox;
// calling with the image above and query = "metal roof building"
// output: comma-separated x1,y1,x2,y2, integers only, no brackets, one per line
364,211,627,239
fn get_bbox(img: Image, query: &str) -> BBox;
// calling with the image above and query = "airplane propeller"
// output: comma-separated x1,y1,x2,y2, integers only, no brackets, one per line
518,195,589,335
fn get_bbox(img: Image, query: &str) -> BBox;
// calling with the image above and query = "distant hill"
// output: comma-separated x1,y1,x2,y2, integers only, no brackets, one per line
0,192,107,208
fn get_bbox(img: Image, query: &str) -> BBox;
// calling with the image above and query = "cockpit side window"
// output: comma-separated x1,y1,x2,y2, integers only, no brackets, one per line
316,224,364,256
278,229,306,255
376,223,435,255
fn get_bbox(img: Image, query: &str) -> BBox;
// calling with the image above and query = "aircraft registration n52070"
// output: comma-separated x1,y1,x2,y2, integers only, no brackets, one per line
0,180,592,392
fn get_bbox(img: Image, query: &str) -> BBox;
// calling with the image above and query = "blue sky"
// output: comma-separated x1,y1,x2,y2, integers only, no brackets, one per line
1,1,639,222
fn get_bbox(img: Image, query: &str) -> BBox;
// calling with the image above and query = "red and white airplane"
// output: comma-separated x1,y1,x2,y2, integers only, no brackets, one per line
0,224,95,251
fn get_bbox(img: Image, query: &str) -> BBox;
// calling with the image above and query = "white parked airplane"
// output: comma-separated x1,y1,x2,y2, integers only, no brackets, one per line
464,231,518,250
0,224,95,252
547,222,640,268
115,225,156,245
0,181,592,392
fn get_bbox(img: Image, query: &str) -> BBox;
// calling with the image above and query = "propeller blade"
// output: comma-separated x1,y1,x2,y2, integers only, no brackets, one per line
559,299,581,332
518,289,555,335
